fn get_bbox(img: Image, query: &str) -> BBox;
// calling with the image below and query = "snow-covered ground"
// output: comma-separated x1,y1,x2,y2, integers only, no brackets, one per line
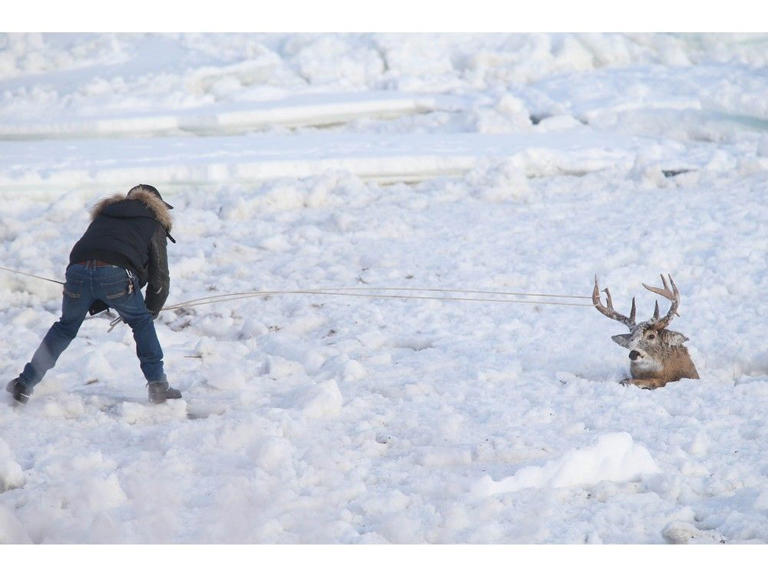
2,32,768,547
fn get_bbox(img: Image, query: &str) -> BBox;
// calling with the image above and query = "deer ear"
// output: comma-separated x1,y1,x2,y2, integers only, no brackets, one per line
611,333,632,349
665,330,689,345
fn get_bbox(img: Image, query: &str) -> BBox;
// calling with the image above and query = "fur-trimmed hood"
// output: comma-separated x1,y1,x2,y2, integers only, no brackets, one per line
91,190,173,232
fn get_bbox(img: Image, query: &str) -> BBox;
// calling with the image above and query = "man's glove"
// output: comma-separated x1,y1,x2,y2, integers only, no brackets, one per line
89,300,108,316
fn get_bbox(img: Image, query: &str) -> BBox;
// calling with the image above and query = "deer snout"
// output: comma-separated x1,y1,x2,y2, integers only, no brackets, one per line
629,350,642,361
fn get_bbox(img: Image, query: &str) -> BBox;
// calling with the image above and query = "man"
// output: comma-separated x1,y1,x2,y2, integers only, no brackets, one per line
6,185,181,405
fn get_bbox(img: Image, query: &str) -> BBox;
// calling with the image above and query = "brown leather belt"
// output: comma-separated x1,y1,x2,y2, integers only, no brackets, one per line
77,260,116,268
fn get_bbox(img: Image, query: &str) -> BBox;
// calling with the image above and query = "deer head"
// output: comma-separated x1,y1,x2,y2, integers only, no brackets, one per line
593,274,699,389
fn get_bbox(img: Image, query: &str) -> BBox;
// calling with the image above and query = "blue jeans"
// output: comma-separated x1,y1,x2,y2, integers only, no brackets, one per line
19,263,166,391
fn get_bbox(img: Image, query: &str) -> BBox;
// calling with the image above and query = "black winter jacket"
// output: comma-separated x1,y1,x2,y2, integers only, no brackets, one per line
69,190,173,314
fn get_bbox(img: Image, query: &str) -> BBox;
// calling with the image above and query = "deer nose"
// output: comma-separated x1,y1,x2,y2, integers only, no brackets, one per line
629,350,641,361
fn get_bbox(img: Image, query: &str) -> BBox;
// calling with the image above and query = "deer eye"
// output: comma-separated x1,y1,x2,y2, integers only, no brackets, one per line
647,333,656,340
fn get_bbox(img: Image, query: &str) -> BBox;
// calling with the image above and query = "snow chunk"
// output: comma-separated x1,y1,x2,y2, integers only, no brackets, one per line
0,440,25,493
250,436,293,472
266,355,307,379
293,379,343,418
472,432,660,498
0,504,31,543
662,521,700,544
342,359,367,382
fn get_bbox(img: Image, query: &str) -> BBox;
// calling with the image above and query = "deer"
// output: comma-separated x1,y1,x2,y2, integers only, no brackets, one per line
592,274,699,389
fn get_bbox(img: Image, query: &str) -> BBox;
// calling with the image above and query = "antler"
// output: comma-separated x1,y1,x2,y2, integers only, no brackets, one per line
642,274,680,330
593,275,636,328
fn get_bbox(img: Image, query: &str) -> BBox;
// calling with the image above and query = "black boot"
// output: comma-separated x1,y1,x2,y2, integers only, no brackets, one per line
6,378,32,405
147,380,182,404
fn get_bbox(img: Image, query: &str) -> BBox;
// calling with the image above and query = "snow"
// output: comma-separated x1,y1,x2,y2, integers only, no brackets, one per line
472,432,661,497
2,32,768,549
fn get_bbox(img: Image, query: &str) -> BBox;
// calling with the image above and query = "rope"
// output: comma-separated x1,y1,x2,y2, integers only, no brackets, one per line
109,289,592,331
0,265,593,332
108,287,592,331
0,265,64,285
292,286,592,300
164,288,592,310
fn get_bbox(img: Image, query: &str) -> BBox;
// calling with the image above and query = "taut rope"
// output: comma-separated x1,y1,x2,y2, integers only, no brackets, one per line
109,287,592,330
0,265,64,285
